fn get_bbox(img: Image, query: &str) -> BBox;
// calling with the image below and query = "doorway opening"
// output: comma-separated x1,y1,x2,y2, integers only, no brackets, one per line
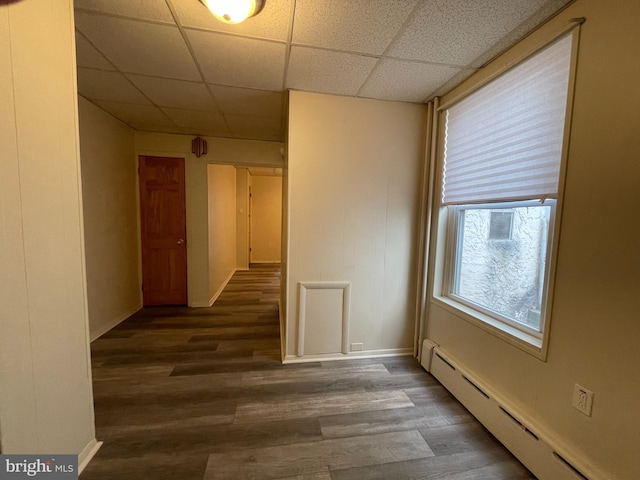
245,167,283,268
136,158,285,320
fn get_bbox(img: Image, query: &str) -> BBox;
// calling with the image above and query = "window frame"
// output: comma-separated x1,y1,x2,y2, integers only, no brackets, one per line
428,27,581,360
443,200,556,342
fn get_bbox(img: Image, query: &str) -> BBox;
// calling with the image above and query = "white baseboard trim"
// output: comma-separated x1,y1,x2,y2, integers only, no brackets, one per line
283,348,413,364
208,268,237,307
90,303,142,342
78,438,102,474
429,346,608,480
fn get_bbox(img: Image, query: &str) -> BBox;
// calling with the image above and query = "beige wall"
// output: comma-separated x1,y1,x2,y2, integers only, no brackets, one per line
427,1,640,479
251,175,282,263
78,98,141,340
236,167,250,270
287,91,427,359
207,164,237,302
135,132,282,306
135,132,284,167
0,0,96,460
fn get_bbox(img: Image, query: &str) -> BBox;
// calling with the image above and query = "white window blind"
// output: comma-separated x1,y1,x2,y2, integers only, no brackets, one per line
442,34,573,205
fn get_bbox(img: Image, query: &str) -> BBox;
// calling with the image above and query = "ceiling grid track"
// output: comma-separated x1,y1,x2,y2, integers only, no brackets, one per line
74,28,179,131
355,0,423,98
72,0,574,142
164,0,232,135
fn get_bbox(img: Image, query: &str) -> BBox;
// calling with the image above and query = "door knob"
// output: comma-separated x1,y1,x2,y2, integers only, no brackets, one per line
177,238,185,245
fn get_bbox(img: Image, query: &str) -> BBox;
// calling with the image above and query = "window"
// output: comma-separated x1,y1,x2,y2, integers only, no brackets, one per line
488,211,514,241
437,33,575,348
450,201,551,332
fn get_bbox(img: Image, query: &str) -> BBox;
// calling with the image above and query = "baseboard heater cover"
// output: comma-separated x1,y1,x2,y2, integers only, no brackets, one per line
420,339,438,371
429,346,605,480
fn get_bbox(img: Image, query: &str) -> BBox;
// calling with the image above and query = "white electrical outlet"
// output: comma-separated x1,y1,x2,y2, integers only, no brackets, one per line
572,383,594,416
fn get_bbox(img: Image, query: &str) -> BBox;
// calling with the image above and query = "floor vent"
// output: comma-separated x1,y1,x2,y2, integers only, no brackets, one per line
428,346,604,480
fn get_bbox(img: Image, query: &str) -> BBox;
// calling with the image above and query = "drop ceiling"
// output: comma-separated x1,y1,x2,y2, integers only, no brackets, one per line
74,0,573,143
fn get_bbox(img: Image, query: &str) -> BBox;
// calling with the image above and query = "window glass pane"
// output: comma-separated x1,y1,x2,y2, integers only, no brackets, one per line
488,211,514,240
453,204,551,330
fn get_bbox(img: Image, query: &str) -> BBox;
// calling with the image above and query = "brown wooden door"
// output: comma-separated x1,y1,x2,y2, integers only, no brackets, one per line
139,156,187,306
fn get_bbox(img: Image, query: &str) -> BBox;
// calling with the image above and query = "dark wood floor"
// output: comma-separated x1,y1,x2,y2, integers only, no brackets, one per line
81,264,534,480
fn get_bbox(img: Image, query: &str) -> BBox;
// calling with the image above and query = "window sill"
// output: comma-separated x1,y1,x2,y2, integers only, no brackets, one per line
432,295,547,361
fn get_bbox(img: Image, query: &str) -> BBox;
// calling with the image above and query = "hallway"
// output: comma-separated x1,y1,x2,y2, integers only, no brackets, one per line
81,265,532,479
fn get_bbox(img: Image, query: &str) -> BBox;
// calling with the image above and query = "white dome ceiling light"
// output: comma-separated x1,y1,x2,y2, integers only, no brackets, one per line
200,0,266,24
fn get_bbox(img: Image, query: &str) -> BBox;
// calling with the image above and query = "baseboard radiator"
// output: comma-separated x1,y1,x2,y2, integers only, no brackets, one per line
422,342,604,480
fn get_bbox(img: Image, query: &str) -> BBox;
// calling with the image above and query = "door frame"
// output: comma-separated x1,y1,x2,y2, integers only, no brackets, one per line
248,184,253,265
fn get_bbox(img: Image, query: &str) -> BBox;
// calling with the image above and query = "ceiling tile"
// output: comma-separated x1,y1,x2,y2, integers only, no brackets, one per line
94,101,175,127
286,47,377,96
172,0,291,41
292,0,417,55
359,60,462,103
389,0,548,67
226,114,283,137
188,30,286,90
77,68,150,104
75,32,115,70
431,68,479,98
162,107,228,132
467,0,574,68
75,12,201,81
134,125,196,135
233,131,283,141
74,0,175,23
127,75,217,110
210,86,284,118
